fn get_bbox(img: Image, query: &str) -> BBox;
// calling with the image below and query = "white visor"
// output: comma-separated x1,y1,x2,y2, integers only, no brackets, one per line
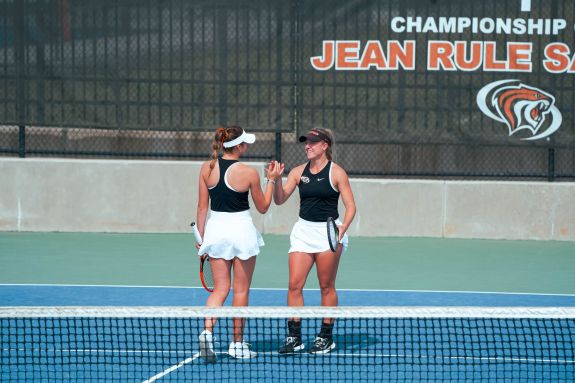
223,130,256,148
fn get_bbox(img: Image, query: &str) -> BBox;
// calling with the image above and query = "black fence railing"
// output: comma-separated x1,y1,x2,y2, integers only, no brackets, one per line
0,0,574,180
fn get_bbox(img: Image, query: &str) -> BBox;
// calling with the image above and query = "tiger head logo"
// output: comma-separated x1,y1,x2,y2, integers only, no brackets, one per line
477,80,562,141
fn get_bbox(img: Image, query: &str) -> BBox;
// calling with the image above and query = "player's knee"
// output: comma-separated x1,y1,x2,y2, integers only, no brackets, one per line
319,285,336,297
232,285,249,297
213,284,231,296
288,281,304,294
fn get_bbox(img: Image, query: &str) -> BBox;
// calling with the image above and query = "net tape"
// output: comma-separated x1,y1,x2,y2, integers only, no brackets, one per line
2,306,575,318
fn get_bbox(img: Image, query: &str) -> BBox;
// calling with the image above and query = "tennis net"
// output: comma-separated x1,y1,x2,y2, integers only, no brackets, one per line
1,306,574,382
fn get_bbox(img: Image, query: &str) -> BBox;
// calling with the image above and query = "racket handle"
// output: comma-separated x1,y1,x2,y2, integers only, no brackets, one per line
190,222,203,245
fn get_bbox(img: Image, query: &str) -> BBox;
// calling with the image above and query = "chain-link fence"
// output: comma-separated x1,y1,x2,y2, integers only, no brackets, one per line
1,0,574,180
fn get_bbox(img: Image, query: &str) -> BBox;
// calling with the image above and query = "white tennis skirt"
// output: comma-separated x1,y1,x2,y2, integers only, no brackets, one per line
289,217,348,254
198,210,264,260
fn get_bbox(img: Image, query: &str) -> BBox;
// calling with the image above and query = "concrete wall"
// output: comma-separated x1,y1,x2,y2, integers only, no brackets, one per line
1,158,573,241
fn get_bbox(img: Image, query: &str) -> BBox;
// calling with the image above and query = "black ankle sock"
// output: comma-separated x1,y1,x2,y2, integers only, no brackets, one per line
319,322,334,339
288,320,302,338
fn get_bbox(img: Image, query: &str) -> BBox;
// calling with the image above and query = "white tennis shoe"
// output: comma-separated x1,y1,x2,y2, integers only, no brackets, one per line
198,330,217,363
228,341,257,359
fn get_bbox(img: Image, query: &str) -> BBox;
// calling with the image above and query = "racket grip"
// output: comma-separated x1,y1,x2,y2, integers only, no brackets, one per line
190,222,203,245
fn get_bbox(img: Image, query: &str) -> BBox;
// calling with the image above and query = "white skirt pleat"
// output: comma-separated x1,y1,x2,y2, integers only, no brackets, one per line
198,210,264,260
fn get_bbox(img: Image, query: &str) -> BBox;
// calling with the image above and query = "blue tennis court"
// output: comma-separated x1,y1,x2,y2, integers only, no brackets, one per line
1,232,574,382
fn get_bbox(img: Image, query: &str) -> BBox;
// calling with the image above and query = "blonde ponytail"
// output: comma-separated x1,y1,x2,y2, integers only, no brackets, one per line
317,128,335,161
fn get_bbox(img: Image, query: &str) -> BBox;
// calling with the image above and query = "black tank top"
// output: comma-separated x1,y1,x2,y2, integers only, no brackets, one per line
208,157,250,212
298,161,339,222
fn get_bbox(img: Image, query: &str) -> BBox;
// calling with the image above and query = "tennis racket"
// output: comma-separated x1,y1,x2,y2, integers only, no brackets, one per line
191,222,214,293
326,217,339,252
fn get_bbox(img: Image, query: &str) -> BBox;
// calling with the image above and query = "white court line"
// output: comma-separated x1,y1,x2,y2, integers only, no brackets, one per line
1,283,575,297
142,352,200,383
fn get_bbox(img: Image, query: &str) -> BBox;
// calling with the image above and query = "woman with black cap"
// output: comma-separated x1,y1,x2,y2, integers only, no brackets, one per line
272,128,356,355
195,125,281,361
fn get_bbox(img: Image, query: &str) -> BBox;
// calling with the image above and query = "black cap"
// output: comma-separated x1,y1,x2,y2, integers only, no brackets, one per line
298,129,331,145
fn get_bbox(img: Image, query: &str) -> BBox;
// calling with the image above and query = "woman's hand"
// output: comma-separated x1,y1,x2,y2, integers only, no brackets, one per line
264,160,273,180
266,160,281,182
337,224,345,242
277,161,285,178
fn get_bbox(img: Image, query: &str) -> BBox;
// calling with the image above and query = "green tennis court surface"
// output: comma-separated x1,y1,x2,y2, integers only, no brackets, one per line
1,232,574,294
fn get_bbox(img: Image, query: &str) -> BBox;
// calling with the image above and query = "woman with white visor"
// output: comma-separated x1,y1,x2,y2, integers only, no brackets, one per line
195,125,280,361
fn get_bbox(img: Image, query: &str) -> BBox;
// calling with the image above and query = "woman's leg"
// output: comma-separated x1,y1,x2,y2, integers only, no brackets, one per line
309,247,342,353
315,246,343,323
204,257,232,331
278,252,315,354
287,252,315,307
231,256,257,342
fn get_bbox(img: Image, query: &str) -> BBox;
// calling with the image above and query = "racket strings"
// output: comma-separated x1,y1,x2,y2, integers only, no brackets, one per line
327,217,339,252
